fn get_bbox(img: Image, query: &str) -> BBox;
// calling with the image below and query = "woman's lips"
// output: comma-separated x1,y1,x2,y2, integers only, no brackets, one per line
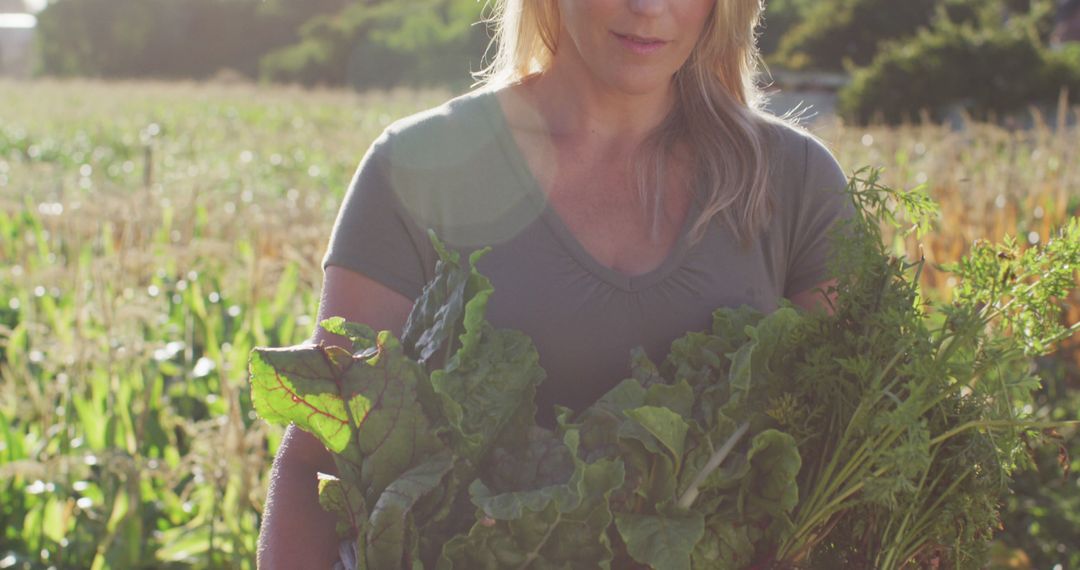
613,32,667,55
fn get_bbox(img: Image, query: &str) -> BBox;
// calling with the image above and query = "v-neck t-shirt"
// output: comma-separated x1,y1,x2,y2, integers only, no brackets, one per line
322,88,855,427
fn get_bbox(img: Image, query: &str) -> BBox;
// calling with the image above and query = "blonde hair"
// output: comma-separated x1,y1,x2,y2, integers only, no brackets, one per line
474,0,791,249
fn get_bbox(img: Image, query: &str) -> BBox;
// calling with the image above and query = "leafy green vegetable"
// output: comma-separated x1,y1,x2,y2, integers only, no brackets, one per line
615,509,704,570
250,169,1080,569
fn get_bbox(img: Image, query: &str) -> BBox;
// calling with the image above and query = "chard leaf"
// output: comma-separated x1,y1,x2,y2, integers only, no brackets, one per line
692,515,755,570
592,378,648,416
318,473,367,539
644,380,695,419
740,429,801,537
660,332,734,426
456,247,498,361
432,323,544,463
710,305,765,345
470,430,586,520
745,430,801,512
366,453,455,569
725,307,802,400
251,335,447,507
663,332,727,387
321,317,380,353
401,231,491,368
249,344,363,453
343,333,447,503
629,347,664,388
623,405,690,468
439,431,626,569
614,509,705,570
483,425,575,495
565,380,646,464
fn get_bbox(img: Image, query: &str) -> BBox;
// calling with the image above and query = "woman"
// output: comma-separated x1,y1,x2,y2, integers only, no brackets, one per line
258,0,853,567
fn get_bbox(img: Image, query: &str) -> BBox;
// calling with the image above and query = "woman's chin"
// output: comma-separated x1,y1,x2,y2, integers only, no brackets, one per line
598,70,675,97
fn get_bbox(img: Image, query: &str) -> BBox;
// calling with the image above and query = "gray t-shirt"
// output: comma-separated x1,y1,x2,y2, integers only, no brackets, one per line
323,88,854,426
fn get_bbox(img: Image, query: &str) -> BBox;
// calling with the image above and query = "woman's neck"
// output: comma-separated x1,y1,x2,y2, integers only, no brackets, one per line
516,40,677,153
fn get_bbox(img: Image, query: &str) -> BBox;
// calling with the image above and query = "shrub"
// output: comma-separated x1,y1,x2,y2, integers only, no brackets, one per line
837,22,1080,124
772,0,1057,72
773,0,939,71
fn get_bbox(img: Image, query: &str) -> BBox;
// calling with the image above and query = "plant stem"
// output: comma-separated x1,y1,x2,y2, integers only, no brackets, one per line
676,422,749,510
516,511,563,570
929,419,1070,446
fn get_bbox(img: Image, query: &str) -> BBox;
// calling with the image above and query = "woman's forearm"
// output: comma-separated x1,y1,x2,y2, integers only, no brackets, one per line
258,425,341,570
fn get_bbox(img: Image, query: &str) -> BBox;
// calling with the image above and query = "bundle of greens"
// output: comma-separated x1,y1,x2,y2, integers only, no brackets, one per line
249,169,1080,569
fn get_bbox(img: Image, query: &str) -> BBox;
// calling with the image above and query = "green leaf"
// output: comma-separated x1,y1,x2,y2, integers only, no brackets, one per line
441,431,626,569
725,307,803,400
414,235,545,465
623,405,690,467
615,509,705,570
155,525,213,564
693,515,756,569
320,317,379,352
644,380,695,419
592,379,648,417
343,337,447,503
251,335,446,505
41,496,66,544
482,425,575,495
249,344,359,453
318,473,367,538
629,346,665,388
367,453,455,569
470,431,585,520
401,231,493,368
711,304,766,341
431,324,544,464
741,429,801,536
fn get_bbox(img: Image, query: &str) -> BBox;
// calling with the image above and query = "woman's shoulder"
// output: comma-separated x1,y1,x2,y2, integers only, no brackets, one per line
753,113,853,231
375,89,500,166
360,88,538,249
755,113,844,186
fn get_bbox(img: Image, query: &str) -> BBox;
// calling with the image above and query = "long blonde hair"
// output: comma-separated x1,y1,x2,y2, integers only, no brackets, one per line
474,0,788,249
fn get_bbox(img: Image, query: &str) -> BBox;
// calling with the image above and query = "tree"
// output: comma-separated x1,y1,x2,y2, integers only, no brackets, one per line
33,0,371,80
260,0,489,89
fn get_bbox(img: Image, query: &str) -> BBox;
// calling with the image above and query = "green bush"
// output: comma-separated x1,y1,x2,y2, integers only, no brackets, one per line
772,0,1056,72
773,0,939,71
837,23,1080,124
33,0,485,88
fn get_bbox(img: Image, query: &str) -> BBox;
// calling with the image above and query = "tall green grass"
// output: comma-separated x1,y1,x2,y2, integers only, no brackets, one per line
0,78,447,568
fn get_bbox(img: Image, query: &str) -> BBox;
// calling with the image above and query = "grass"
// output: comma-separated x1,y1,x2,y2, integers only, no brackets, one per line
0,77,1076,569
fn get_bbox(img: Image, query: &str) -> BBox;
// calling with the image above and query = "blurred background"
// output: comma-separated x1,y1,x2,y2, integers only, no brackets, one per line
1,0,1079,568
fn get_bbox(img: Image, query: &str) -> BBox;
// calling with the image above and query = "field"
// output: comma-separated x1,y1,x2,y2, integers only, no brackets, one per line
0,78,1078,569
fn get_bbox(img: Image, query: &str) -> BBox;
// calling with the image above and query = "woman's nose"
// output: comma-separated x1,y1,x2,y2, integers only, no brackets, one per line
627,0,666,17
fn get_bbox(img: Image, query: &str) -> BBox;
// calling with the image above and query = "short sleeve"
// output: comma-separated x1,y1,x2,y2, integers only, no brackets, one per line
322,131,431,301
783,135,856,298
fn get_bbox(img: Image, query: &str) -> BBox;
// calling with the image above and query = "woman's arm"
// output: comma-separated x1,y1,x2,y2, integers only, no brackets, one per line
788,277,839,316
257,265,415,569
